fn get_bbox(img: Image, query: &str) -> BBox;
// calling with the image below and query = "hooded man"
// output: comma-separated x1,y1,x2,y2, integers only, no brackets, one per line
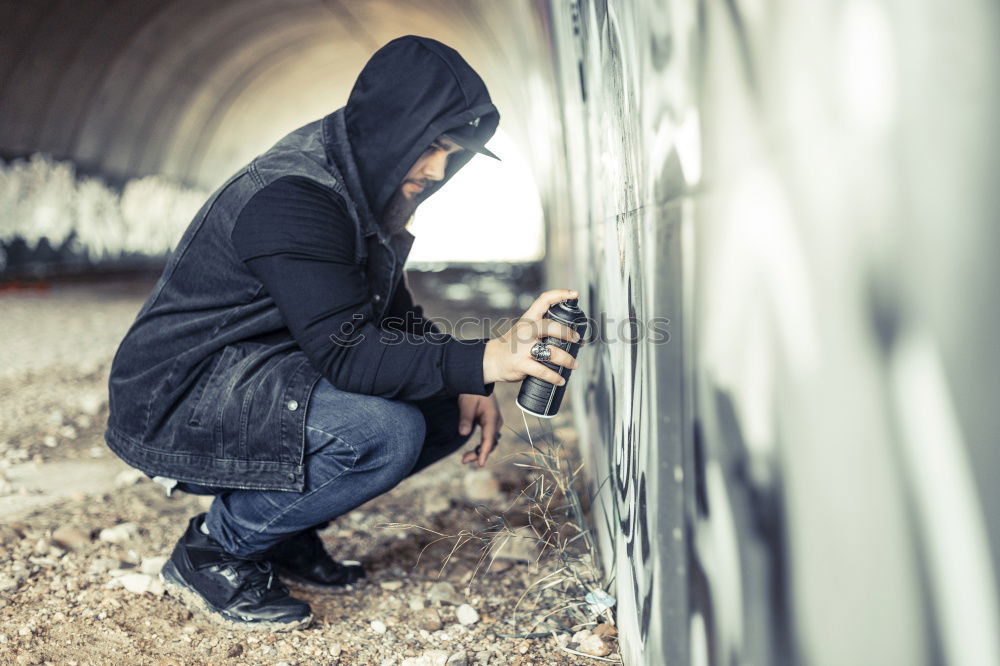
104,35,580,631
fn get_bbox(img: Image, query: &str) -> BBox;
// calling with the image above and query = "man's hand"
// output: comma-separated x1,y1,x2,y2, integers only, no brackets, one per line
482,289,580,385
457,393,503,467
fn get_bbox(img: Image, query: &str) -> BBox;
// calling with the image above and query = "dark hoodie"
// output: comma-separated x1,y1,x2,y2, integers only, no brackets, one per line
345,36,500,219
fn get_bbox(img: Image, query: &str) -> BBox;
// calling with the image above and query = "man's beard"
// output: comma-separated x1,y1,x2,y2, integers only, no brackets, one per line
380,187,423,236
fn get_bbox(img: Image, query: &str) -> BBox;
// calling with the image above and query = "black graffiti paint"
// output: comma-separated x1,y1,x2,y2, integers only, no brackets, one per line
605,277,655,642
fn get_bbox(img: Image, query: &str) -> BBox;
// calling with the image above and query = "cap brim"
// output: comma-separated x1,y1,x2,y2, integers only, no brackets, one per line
442,132,501,161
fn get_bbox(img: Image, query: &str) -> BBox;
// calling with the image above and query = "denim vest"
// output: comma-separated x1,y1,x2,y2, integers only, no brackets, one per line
104,109,415,492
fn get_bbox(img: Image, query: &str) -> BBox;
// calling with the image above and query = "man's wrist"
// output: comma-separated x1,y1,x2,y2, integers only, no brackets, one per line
483,338,501,384
444,338,492,395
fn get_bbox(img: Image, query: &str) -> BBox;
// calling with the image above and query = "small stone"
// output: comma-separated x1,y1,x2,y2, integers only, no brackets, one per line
78,392,105,416
454,604,479,626
99,523,139,544
328,643,342,658
42,436,58,448
0,525,21,545
474,651,491,665
426,581,462,605
446,650,468,666
426,651,451,666
118,573,163,595
379,580,404,591
140,556,168,575
423,494,451,514
402,651,450,666
578,631,612,657
226,644,245,658
114,469,145,488
417,608,442,632
462,470,502,503
88,557,120,573
493,526,540,564
487,559,514,573
592,623,618,639
32,538,51,556
370,620,387,634
0,573,23,592
408,597,426,611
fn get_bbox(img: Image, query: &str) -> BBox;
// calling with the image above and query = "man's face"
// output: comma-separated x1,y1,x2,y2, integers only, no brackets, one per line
401,135,466,200
380,135,466,235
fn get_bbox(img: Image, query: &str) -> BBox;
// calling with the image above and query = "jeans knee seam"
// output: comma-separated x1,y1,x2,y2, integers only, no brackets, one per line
231,447,360,554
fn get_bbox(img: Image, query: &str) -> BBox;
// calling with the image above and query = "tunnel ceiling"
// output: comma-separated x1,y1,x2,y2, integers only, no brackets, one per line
0,0,554,189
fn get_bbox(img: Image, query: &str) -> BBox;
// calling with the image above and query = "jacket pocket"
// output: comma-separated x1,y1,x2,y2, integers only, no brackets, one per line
188,346,243,428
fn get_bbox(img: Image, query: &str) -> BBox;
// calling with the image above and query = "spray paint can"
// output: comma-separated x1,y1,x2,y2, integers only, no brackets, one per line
516,298,588,418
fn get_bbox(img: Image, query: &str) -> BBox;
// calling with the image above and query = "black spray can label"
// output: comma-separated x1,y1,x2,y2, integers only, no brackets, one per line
516,298,588,418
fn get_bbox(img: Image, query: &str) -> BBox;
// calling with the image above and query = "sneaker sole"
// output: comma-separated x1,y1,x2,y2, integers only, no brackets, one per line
277,569,365,593
160,560,312,632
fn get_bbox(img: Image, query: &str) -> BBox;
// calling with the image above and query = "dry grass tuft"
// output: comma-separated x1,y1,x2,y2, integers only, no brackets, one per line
378,410,618,653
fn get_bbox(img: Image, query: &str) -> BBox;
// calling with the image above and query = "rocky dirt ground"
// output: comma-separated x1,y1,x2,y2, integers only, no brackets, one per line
0,272,620,666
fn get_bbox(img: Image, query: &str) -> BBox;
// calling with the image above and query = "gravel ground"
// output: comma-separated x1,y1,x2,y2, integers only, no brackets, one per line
0,273,619,665
0,279,150,468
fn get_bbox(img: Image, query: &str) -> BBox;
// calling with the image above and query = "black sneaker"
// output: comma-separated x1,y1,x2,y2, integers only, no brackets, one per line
268,528,366,590
159,514,312,631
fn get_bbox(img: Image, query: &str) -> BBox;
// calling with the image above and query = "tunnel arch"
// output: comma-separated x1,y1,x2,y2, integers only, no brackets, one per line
0,0,554,191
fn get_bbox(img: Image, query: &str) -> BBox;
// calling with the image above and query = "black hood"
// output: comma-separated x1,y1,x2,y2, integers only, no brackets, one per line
343,35,500,219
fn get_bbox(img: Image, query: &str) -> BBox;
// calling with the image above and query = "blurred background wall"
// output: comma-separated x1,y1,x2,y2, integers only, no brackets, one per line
2,1,999,665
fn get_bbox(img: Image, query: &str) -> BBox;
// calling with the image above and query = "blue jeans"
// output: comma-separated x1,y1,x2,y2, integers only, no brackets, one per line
181,377,471,559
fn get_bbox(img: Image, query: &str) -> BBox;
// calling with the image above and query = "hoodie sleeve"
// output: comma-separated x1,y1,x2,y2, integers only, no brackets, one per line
381,274,443,336
230,176,494,400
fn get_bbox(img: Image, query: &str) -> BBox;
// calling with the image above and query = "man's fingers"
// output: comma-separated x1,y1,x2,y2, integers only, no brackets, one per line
479,415,499,467
521,359,566,387
536,319,581,344
523,289,578,321
457,400,476,436
540,346,578,371
477,439,492,467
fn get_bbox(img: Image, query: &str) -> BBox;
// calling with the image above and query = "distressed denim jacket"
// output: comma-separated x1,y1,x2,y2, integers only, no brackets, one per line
104,110,414,492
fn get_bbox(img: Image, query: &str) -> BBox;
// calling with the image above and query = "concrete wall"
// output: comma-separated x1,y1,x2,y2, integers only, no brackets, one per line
541,1,1000,665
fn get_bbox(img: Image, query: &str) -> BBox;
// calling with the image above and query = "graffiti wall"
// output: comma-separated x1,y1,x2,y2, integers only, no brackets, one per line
541,1,1000,665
